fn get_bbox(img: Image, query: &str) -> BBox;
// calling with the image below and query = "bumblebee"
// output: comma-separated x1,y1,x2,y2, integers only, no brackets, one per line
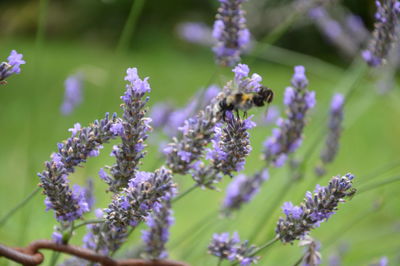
218,86,274,119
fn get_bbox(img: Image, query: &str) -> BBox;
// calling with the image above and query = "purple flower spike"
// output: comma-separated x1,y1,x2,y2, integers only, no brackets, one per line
276,174,356,243
192,115,254,189
38,113,119,222
141,189,176,259
213,0,250,66
84,168,175,255
362,0,400,67
316,93,345,176
222,169,269,213
102,67,153,192
208,232,259,265
61,73,83,115
263,66,316,167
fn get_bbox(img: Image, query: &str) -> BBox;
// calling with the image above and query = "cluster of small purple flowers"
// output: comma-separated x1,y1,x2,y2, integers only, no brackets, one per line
316,93,344,176
208,232,259,265
164,104,219,174
222,169,269,213
38,113,119,222
60,73,83,115
191,113,255,189
213,0,250,66
263,65,316,167
0,50,25,83
141,189,175,259
276,173,356,243
362,0,400,67
99,68,152,193
83,168,175,255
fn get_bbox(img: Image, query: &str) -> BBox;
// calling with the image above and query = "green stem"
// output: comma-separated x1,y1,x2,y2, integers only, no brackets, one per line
36,0,50,49
73,219,104,230
116,0,146,53
252,237,279,256
292,254,304,266
169,210,217,250
322,209,375,250
248,179,293,243
0,187,40,227
358,175,400,195
172,184,198,204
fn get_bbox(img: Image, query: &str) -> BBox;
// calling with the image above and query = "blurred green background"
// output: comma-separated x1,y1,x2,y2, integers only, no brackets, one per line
0,0,399,265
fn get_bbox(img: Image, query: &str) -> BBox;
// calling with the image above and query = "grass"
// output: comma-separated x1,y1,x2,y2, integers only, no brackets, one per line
0,35,399,266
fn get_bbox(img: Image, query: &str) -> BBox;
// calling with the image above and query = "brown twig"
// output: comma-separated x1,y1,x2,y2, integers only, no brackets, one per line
0,240,189,266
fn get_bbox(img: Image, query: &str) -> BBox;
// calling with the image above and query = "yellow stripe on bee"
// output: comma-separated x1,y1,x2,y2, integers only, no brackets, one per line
242,94,252,101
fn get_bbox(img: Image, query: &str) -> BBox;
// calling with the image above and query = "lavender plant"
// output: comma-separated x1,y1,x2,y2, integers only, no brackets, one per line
276,173,356,243
315,93,344,176
61,73,83,115
222,169,269,213
191,113,255,189
99,68,152,193
263,65,316,167
362,0,400,67
213,0,250,66
208,232,259,265
0,50,25,83
38,113,119,222
84,168,175,255
141,190,175,259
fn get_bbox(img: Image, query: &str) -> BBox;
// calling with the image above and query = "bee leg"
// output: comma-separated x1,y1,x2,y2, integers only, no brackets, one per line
222,111,226,121
235,109,240,119
243,111,248,119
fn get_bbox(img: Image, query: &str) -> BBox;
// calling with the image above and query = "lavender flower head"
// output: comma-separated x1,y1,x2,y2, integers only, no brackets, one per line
0,50,26,83
276,173,356,243
208,232,259,265
316,93,344,176
213,0,250,66
141,188,176,259
100,67,152,192
177,22,214,46
84,168,175,255
38,113,119,222
263,66,316,167
222,169,269,213
61,73,83,115
362,0,400,67
191,114,255,189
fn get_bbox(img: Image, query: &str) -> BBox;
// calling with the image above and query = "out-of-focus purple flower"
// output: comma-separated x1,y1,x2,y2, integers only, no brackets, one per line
309,7,360,57
150,103,174,129
315,93,344,176
362,0,400,67
177,22,214,46
61,73,83,115
84,179,95,210
276,173,356,243
263,66,316,167
213,0,250,66
208,232,259,265
299,236,321,266
52,231,63,244
0,50,26,83
222,169,269,213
